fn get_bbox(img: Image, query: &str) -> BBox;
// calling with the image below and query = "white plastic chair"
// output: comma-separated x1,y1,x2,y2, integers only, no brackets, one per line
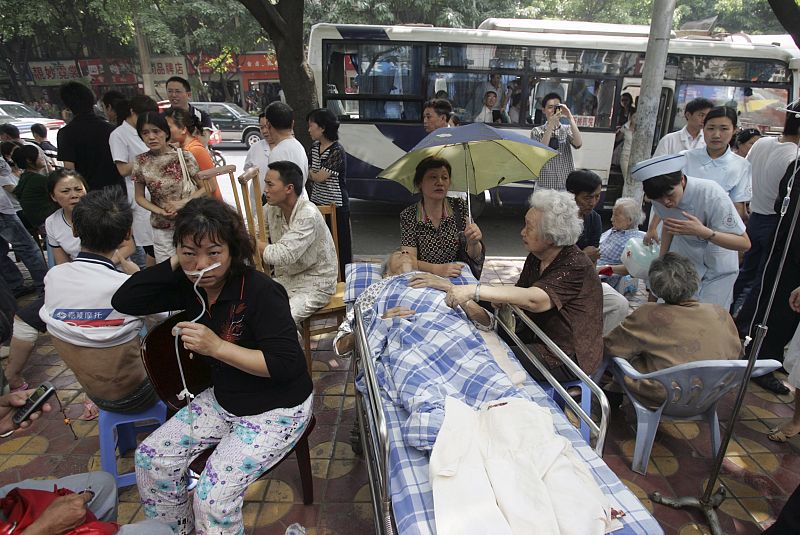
612,357,782,475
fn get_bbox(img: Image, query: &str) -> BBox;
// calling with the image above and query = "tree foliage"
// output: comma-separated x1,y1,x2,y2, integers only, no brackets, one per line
304,0,519,29
239,0,318,147
136,0,269,99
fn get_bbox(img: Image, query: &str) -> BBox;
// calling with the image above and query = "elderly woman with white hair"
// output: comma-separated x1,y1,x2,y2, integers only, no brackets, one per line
596,197,646,288
438,189,604,381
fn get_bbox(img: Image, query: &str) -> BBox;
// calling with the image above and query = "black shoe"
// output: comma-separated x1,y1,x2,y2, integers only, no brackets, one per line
752,373,790,395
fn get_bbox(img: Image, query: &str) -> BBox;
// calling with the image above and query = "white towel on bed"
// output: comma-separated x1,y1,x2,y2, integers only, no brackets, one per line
430,396,611,535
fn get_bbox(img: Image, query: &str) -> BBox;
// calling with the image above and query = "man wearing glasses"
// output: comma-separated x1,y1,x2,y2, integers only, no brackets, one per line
530,93,583,191
164,76,214,145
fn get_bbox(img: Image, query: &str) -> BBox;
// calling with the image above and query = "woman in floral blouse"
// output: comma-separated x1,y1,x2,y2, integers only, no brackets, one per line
133,111,204,262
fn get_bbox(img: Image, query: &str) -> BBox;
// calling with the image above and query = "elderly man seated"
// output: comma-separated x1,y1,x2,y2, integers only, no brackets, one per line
334,249,491,357
258,160,338,324
604,252,742,407
39,189,159,414
423,189,604,382
596,197,646,289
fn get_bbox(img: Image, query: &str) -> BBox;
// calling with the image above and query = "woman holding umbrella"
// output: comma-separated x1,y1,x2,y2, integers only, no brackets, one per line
400,157,485,278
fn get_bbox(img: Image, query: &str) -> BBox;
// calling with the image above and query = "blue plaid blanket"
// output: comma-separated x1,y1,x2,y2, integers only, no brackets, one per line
353,268,663,535
362,274,525,450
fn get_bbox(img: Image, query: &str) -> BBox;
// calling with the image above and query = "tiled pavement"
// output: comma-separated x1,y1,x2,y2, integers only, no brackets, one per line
1,257,798,534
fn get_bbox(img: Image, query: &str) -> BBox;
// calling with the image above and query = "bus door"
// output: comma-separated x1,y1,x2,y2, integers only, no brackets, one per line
620,78,675,154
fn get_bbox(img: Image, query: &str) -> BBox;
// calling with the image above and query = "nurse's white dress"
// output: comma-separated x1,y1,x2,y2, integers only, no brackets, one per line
682,147,752,204
653,176,746,309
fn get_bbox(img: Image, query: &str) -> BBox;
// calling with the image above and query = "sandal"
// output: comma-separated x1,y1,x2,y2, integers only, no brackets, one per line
78,400,99,421
767,426,800,443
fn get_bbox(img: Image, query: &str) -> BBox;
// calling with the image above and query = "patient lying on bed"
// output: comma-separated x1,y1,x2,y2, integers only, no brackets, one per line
333,249,492,358
339,251,614,534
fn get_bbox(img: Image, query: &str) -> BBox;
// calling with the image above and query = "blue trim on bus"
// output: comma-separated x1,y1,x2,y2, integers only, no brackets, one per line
335,26,391,40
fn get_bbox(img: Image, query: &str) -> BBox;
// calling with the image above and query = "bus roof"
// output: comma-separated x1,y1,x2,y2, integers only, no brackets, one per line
309,23,794,64
478,18,675,39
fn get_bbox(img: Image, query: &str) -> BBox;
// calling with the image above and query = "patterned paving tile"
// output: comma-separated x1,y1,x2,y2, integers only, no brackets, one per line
2,255,799,533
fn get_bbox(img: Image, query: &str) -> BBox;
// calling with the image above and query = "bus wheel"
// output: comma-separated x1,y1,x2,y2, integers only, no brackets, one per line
469,194,486,219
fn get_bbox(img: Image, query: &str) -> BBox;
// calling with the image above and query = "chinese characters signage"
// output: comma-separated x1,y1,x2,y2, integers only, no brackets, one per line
79,58,137,85
28,61,85,86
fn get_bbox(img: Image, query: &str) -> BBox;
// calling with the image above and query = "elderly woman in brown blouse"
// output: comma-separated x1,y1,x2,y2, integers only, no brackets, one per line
420,189,604,381
604,252,741,406
400,157,484,278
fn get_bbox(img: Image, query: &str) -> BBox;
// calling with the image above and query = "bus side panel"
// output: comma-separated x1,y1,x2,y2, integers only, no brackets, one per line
340,122,425,204
340,123,614,206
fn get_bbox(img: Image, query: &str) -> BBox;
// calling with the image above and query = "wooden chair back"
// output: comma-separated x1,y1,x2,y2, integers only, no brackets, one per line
237,167,268,272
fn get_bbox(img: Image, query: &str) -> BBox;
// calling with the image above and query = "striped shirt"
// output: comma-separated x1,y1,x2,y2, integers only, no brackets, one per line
309,141,348,208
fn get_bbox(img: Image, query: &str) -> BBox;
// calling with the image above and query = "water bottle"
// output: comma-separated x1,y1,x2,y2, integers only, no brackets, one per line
285,524,306,535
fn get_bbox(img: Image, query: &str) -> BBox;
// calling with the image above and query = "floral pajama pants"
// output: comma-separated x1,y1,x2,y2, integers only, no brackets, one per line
135,388,313,535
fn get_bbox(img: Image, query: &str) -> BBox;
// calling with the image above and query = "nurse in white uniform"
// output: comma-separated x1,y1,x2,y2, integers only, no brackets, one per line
632,153,751,309
682,106,752,220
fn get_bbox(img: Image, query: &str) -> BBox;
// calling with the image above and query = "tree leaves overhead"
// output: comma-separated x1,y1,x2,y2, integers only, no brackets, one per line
303,0,786,35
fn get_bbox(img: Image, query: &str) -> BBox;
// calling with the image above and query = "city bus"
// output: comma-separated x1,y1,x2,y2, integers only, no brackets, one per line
307,20,796,213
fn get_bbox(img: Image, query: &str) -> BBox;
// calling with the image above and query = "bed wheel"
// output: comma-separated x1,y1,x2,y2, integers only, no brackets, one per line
350,422,363,456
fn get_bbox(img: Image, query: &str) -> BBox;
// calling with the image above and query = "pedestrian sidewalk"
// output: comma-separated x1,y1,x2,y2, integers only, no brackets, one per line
0,256,797,534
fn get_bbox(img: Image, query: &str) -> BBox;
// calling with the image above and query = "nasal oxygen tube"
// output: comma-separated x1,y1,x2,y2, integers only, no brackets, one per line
172,262,222,402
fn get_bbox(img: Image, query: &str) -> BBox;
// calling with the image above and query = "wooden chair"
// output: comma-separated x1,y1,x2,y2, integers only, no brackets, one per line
236,167,268,271
141,312,316,503
301,204,346,372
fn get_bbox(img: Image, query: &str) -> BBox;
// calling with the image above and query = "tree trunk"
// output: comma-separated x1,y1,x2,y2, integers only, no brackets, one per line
238,0,318,149
767,0,800,48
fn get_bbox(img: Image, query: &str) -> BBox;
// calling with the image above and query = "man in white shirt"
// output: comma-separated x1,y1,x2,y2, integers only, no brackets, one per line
645,97,716,245
109,95,159,269
733,104,800,336
653,97,714,157
242,111,272,210
474,91,499,123
264,101,309,199
257,161,337,324
422,98,452,134
40,188,158,413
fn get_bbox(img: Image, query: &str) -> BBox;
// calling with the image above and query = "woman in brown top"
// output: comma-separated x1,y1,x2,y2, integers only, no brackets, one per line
133,111,204,263
423,189,603,380
400,157,484,278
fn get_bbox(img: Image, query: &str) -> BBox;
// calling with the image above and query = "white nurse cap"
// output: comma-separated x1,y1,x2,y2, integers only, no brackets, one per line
630,153,687,182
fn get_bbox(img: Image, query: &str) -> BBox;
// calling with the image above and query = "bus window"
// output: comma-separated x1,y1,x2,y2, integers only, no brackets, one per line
528,77,617,128
425,72,520,123
672,83,789,133
324,42,424,121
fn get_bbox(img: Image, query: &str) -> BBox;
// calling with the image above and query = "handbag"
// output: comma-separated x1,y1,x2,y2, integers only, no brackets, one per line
175,148,198,199
452,200,485,280
1,486,118,534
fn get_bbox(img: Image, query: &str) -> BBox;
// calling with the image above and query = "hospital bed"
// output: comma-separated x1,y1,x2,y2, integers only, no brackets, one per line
345,264,663,535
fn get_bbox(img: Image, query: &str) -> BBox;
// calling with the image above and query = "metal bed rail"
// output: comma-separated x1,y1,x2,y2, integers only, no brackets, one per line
352,307,394,535
496,305,610,455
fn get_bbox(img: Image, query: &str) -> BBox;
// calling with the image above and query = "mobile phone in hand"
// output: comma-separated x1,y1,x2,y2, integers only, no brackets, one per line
12,382,56,427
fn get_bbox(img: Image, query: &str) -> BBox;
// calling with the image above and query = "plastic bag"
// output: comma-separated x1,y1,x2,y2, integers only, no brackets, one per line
621,238,660,280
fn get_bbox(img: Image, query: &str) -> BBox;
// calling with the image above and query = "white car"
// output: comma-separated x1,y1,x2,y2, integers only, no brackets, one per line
0,100,65,140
